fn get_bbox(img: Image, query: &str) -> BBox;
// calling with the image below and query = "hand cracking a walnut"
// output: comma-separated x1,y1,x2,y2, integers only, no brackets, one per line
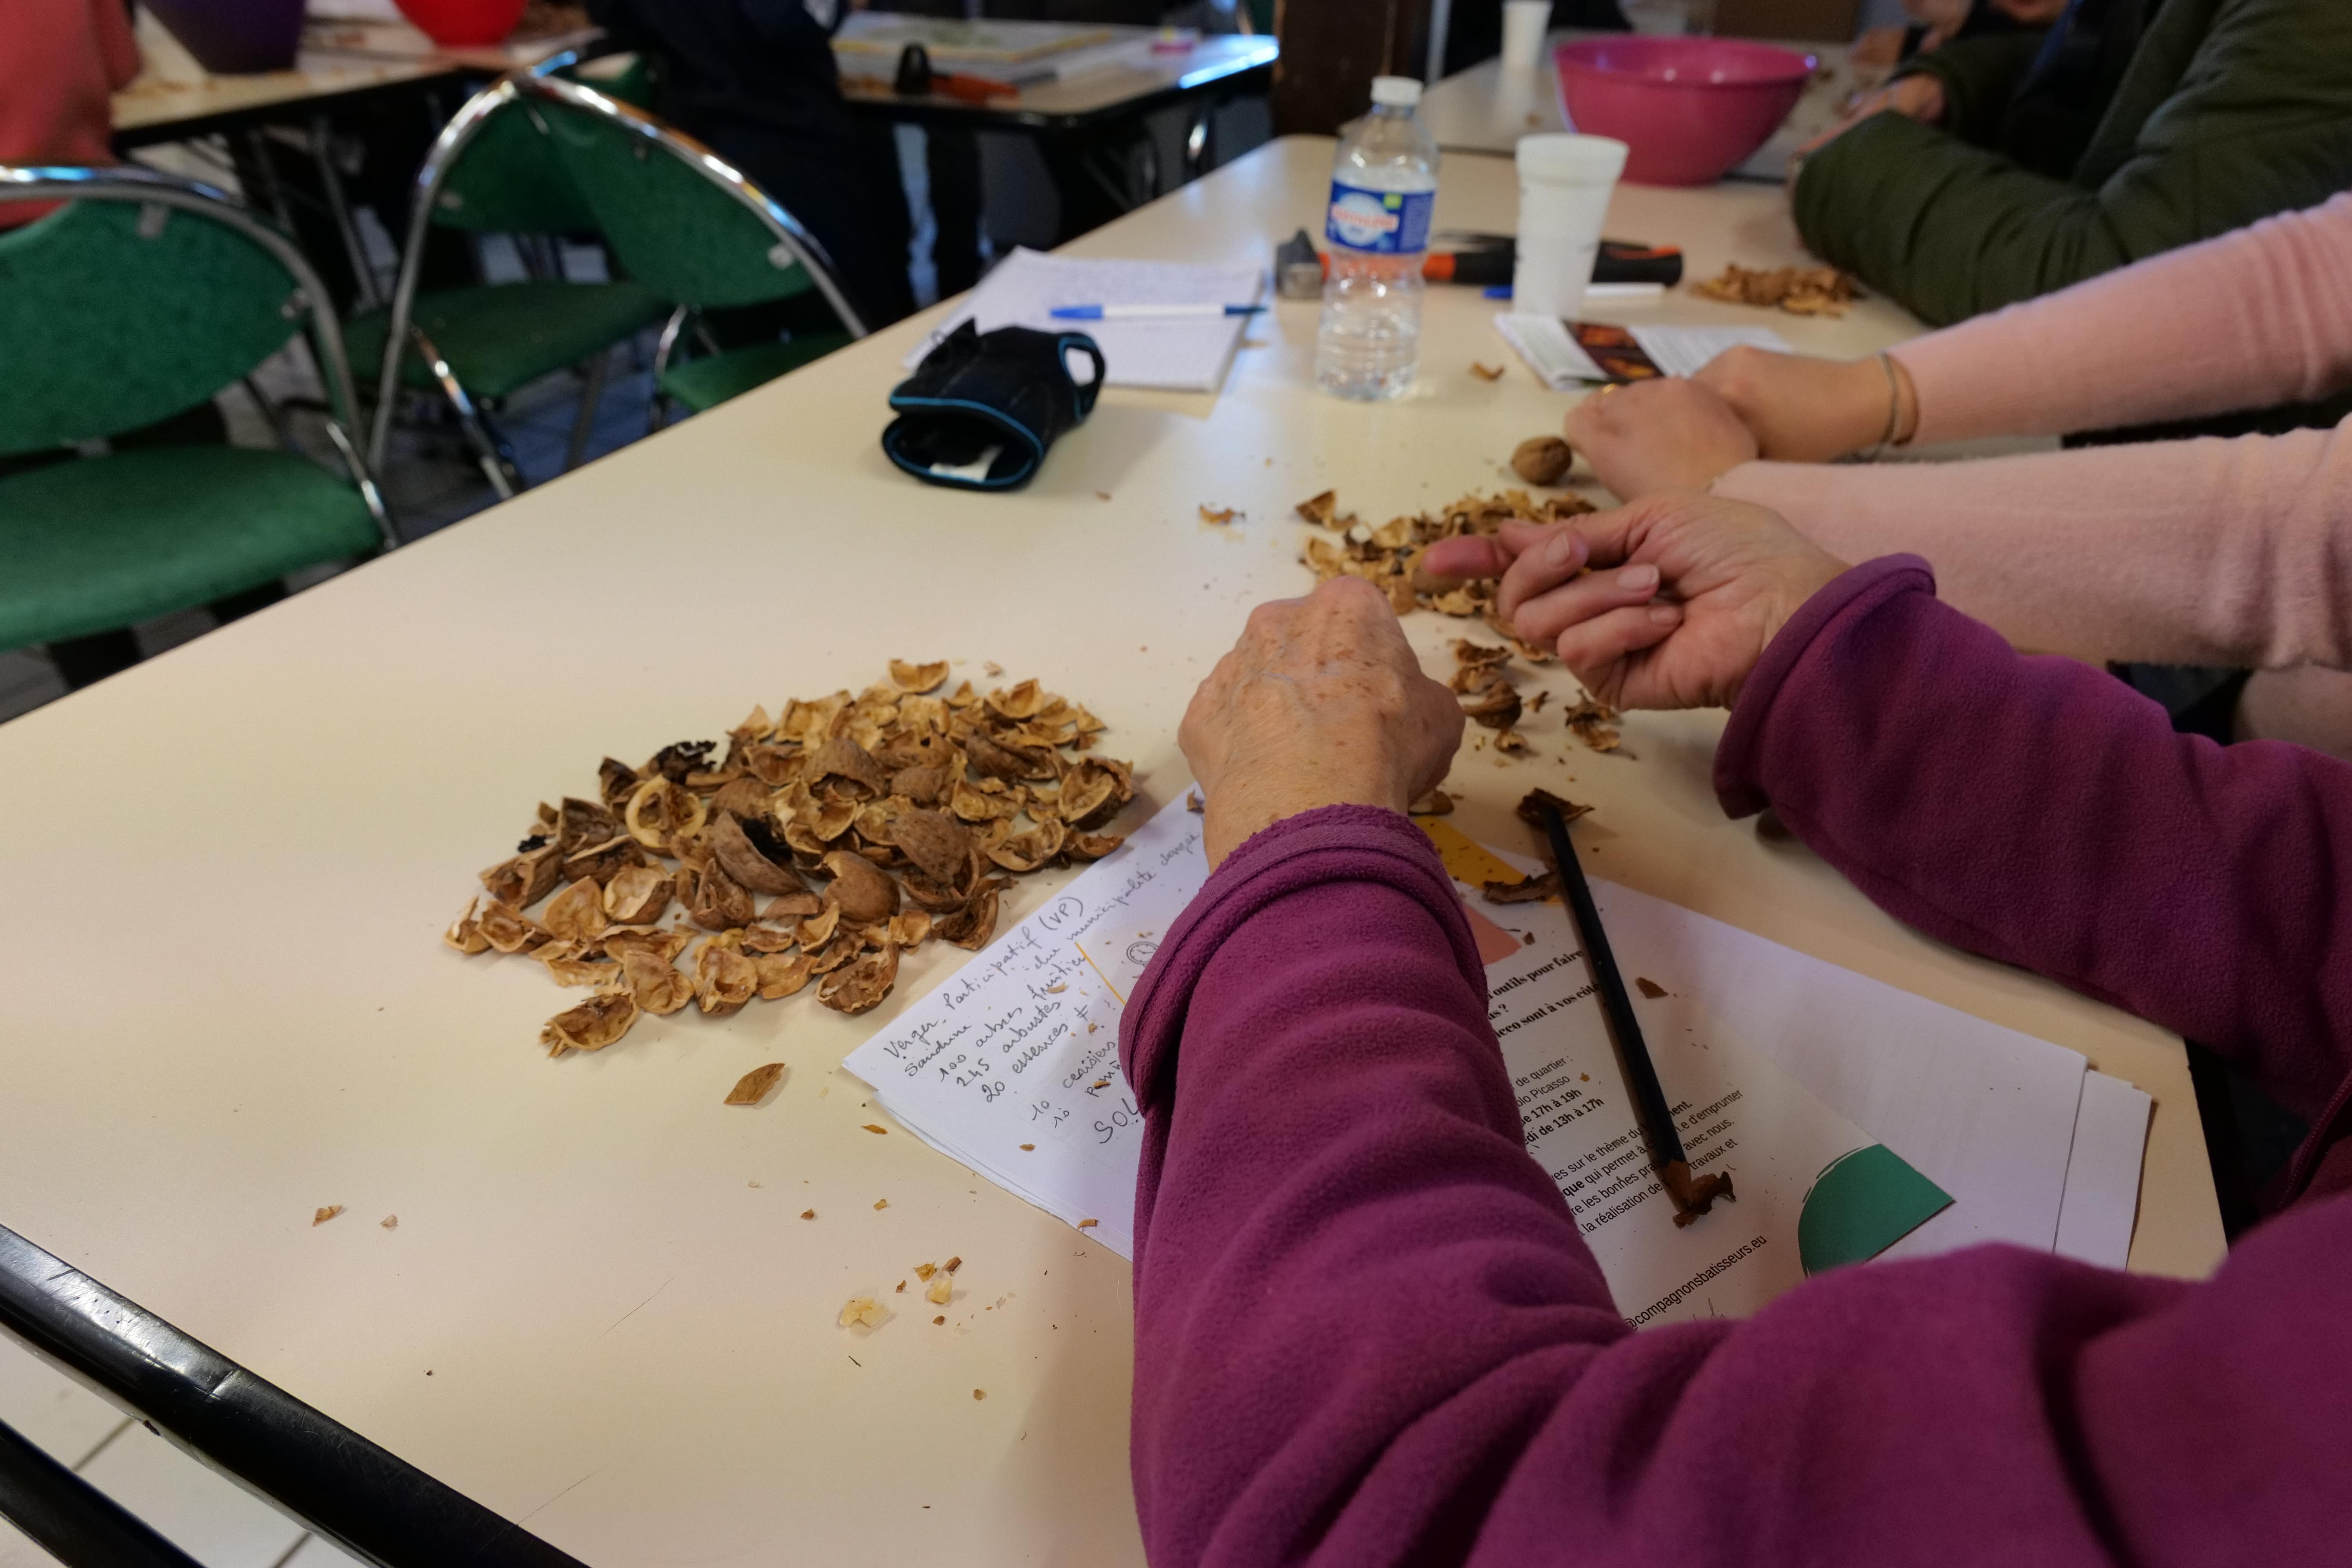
1420,493,1848,711
1178,577,1465,867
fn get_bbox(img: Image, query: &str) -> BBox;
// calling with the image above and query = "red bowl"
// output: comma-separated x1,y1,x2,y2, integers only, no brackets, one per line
394,0,528,47
1554,37,1815,187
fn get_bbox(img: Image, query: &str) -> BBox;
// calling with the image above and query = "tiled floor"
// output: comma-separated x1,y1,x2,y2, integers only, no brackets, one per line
0,1335,366,1568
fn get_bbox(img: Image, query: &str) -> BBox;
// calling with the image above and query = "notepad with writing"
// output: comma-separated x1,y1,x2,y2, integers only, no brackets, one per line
904,249,1265,393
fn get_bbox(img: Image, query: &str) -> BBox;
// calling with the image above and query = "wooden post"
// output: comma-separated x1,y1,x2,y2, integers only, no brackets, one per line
1269,0,1436,137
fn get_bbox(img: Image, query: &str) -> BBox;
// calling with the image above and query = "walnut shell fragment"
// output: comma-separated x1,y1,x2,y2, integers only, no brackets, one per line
562,835,648,887
541,877,608,943
444,897,490,955
753,953,816,998
709,811,803,895
556,796,620,853
886,911,931,949
477,901,548,954
1483,869,1561,904
602,865,673,925
987,819,1065,873
819,943,900,1015
1063,832,1125,861
821,850,898,923
688,858,758,931
694,940,759,1016
1459,679,1523,731
541,991,639,1055
1514,788,1594,830
808,736,888,798
617,948,695,1014
603,926,693,964
889,659,949,693
886,808,971,886
480,844,562,909
933,884,1002,950
625,777,706,853
1511,436,1573,486
725,1063,787,1105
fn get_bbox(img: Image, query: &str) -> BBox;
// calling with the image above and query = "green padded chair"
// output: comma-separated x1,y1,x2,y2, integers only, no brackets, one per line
358,73,672,497
512,75,868,427
0,165,394,675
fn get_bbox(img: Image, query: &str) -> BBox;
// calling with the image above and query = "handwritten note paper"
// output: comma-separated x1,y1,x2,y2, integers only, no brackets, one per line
842,804,2122,1327
841,796,1208,1256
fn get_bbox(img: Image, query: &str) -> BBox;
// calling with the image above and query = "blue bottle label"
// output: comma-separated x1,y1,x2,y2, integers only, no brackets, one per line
1325,180,1435,254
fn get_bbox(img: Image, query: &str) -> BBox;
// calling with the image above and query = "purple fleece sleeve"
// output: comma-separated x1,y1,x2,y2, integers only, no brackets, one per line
1118,591,2352,1564
1717,557,2352,1190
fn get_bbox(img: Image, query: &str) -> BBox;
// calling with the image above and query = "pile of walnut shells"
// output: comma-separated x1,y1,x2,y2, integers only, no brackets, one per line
443,662,1134,1058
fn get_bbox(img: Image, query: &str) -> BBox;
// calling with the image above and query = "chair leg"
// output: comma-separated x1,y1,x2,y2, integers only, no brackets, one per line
563,349,612,474
45,629,143,691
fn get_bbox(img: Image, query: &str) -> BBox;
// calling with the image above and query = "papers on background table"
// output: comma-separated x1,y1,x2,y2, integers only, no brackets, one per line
903,249,1264,393
842,797,2151,1319
1495,311,1791,387
833,15,1157,87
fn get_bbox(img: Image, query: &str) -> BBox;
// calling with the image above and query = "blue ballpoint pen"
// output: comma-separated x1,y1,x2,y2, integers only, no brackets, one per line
1047,303,1267,319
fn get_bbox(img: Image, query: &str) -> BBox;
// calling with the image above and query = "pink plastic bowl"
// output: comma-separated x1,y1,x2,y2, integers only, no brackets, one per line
1553,37,1816,187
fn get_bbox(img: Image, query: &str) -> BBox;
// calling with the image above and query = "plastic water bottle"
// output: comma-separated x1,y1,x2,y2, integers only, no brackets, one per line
1316,76,1440,401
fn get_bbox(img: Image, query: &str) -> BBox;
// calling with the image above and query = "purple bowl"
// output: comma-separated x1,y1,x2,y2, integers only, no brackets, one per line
143,0,308,74
1554,37,1816,186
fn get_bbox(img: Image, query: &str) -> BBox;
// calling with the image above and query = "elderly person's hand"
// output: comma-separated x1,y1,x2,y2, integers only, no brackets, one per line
1564,377,1760,499
1693,345,1917,462
1417,493,1848,710
1181,576,1465,866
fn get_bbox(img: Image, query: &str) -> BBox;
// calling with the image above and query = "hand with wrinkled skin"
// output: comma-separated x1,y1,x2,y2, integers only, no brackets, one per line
1180,576,1465,867
1419,493,1849,711
1564,377,1761,499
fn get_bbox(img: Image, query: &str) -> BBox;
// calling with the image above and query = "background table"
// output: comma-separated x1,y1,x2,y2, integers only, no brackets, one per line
0,137,2222,1566
111,15,597,150
1419,31,1871,180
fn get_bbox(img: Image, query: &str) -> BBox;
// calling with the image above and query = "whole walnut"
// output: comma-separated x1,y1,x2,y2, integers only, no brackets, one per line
1511,435,1573,487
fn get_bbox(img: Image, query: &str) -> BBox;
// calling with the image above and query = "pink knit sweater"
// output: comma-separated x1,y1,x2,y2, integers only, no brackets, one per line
1714,195,2352,668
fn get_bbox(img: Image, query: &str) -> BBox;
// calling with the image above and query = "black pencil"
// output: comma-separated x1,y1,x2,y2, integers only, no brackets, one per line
1528,793,1733,1229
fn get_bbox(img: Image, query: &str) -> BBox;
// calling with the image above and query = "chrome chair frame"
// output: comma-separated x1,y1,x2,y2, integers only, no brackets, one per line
0,165,395,550
370,71,871,489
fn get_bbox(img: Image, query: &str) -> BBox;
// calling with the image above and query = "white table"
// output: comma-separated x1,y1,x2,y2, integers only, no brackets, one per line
0,138,2222,1566
1418,31,1872,180
113,13,599,147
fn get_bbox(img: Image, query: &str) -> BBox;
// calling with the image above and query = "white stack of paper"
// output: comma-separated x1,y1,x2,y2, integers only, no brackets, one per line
843,797,2151,1311
904,249,1265,394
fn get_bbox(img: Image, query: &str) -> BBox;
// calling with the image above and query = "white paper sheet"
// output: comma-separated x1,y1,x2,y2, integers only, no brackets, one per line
2053,1071,2154,1268
905,249,1264,393
844,800,2151,1315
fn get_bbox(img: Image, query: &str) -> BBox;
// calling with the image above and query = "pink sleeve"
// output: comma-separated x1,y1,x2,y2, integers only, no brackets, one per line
1889,194,2352,445
1711,421,2352,669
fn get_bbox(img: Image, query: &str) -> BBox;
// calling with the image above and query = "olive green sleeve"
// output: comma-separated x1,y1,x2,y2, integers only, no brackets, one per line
1793,0,2352,328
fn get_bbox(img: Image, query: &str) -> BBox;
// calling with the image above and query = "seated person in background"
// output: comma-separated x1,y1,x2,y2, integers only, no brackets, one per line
1559,194,2352,762
0,0,138,230
1789,0,2352,327
1127,537,2350,1561
584,0,915,328
1852,0,2070,62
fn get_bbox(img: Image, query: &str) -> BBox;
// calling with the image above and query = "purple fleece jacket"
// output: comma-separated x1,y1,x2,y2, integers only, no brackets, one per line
1117,557,2352,1567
